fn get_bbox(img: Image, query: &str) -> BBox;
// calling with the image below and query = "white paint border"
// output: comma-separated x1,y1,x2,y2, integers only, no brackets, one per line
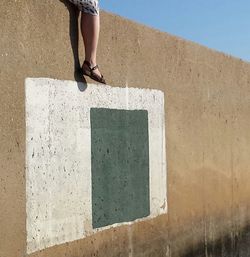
25,77,167,253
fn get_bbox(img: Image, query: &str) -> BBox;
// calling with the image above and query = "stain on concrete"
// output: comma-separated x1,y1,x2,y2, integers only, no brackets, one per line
182,224,250,257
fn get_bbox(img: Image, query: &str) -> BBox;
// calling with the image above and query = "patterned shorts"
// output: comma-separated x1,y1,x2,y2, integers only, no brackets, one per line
68,0,99,15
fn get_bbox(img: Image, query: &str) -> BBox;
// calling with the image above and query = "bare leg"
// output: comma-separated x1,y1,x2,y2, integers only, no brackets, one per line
80,11,101,77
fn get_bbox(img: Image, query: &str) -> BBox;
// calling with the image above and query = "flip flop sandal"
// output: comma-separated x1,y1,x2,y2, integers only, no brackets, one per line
82,60,106,84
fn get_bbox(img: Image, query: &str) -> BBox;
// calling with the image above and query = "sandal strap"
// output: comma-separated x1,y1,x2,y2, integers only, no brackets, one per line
83,60,99,71
91,65,99,71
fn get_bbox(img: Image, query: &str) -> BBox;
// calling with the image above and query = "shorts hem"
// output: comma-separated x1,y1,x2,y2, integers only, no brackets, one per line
81,9,99,15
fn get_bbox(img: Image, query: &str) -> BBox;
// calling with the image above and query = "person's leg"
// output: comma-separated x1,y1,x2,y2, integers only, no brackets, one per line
80,12,102,77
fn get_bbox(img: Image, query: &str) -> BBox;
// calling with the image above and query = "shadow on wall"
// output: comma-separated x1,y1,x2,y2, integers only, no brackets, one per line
59,0,87,92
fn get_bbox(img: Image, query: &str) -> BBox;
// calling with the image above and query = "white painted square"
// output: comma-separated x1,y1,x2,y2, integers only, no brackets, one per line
25,77,167,254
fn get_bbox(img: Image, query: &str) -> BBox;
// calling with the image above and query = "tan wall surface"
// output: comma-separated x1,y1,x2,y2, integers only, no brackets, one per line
1,0,250,256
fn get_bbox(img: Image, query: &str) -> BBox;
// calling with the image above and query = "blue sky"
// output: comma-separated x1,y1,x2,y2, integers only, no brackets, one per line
101,0,250,62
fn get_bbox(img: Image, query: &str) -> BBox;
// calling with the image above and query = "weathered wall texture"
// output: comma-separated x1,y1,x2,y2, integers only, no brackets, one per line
1,0,250,257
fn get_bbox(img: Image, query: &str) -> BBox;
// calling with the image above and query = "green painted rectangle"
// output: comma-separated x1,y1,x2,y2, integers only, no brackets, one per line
90,108,150,229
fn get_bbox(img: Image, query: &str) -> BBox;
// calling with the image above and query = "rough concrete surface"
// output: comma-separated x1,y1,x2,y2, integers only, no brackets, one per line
25,78,167,254
1,0,250,257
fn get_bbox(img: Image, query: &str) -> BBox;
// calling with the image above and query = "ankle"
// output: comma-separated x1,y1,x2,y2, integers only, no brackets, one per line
85,59,96,67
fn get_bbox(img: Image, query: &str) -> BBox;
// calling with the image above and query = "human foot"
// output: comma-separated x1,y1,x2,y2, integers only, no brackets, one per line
82,60,106,84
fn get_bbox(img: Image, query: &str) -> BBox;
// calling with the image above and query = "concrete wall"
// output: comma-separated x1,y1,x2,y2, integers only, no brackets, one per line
1,0,250,256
